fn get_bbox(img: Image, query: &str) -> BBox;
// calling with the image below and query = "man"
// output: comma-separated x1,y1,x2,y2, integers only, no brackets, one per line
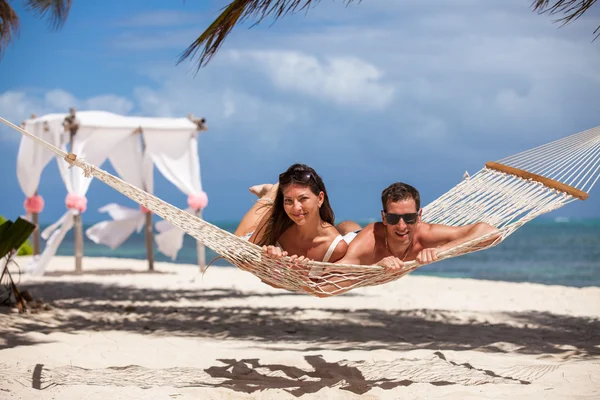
336,182,499,269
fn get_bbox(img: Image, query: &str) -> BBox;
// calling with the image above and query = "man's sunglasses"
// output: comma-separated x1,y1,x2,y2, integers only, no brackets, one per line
279,170,314,185
382,212,419,225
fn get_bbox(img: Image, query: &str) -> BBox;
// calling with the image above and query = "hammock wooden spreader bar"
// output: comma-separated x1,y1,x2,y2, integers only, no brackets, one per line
485,162,589,200
2,116,599,297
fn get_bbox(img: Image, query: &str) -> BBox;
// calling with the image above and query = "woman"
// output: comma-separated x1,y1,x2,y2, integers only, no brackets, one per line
234,164,348,263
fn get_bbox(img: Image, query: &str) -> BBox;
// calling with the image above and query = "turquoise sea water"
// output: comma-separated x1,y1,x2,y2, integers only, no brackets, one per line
50,218,600,288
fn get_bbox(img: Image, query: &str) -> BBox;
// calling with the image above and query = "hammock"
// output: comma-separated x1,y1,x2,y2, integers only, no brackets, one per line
2,117,599,297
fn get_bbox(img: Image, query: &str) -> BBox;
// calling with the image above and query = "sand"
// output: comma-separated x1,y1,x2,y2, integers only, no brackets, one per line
1,256,599,399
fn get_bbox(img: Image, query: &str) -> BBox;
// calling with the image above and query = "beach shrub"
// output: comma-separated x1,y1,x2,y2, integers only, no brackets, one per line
0,215,34,256
17,241,33,256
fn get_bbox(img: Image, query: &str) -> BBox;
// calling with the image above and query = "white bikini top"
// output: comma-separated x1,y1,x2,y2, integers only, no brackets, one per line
276,234,344,262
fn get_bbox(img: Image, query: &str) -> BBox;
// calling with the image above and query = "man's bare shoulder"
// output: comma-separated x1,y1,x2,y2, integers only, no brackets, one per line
362,222,378,234
350,222,376,244
350,222,387,252
341,223,378,259
414,221,441,247
358,221,388,241
415,221,434,234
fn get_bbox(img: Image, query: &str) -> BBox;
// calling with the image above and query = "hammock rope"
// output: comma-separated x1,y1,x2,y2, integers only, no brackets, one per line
2,116,599,297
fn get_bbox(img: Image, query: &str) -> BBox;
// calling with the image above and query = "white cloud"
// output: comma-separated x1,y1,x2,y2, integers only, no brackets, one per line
4,0,600,179
271,20,599,142
0,91,37,143
0,89,136,142
43,90,77,111
84,95,134,115
129,67,310,150
0,68,307,150
132,86,176,117
229,50,395,110
0,91,38,124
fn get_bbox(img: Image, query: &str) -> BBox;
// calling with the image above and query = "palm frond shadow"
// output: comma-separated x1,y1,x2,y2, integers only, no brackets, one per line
1,352,559,395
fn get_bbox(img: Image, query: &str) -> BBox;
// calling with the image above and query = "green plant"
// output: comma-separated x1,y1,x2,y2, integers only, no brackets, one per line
0,216,36,312
0,215,35,257
17,241,33,256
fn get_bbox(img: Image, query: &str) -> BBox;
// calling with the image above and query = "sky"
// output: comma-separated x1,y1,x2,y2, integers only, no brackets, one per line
0,0,599,224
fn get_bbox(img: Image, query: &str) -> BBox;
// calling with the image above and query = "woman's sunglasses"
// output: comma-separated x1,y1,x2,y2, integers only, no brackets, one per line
279,170,314,185
382,212,419,225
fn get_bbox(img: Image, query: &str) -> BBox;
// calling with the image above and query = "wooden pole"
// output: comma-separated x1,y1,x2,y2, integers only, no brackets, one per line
144,211,154,271
33,117,46,255
187,114,208,272
23,115,42,256
32,203,40,255
65,108,83,274
195,209,206,272
139,129,155,272
73,213,83,274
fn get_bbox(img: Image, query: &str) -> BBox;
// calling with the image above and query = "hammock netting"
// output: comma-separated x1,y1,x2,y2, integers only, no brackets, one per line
2,116,599,297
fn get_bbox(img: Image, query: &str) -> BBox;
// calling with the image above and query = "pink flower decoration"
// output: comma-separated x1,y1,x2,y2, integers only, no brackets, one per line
24,195,45,214
65,193,88,213
187,191,208,210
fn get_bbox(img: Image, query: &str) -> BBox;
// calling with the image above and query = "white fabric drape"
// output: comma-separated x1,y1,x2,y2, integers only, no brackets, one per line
85,204,146,249
27,113,136,275
17,117,66,222
86,134,154,248
17,117,65,197
108,134,154,195
26,211,75,276
154,218,186,260
143,129,202,194
143,129,203,260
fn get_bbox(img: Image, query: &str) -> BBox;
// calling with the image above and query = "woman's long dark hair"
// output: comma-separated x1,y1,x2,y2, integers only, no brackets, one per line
257,164,335,246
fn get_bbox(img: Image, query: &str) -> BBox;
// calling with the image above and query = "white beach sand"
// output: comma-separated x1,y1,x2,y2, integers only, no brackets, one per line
1,256,599,399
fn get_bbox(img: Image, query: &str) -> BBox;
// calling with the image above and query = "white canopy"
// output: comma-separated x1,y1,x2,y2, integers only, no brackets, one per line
32,110,197,130
26,112,147,274
20,111,204,274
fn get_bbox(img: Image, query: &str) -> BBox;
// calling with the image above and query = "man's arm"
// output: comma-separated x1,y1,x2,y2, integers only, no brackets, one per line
417,222,499,264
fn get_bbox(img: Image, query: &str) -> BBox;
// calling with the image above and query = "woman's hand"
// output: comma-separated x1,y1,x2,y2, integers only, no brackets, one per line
262,245,288,259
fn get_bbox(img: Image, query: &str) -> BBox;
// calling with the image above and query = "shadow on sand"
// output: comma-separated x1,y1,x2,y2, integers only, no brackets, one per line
2,352,558,395
1,280,598,359
43,269,173,277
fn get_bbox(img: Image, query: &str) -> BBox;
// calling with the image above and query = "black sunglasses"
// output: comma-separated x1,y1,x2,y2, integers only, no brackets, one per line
279,170,315,185
382,211,419,225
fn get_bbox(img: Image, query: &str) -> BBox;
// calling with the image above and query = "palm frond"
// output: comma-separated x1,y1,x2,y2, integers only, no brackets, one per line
532,0,599,40
0,0,20,57
178,0,359,70
25,0,72,29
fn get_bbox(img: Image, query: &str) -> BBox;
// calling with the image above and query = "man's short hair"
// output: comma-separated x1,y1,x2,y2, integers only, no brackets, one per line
381,182,421,211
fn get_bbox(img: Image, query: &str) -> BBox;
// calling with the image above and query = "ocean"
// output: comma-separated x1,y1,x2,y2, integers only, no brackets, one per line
49,218,600,288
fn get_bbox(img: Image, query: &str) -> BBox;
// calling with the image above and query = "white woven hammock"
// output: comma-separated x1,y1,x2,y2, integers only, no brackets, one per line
2,117,599,297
